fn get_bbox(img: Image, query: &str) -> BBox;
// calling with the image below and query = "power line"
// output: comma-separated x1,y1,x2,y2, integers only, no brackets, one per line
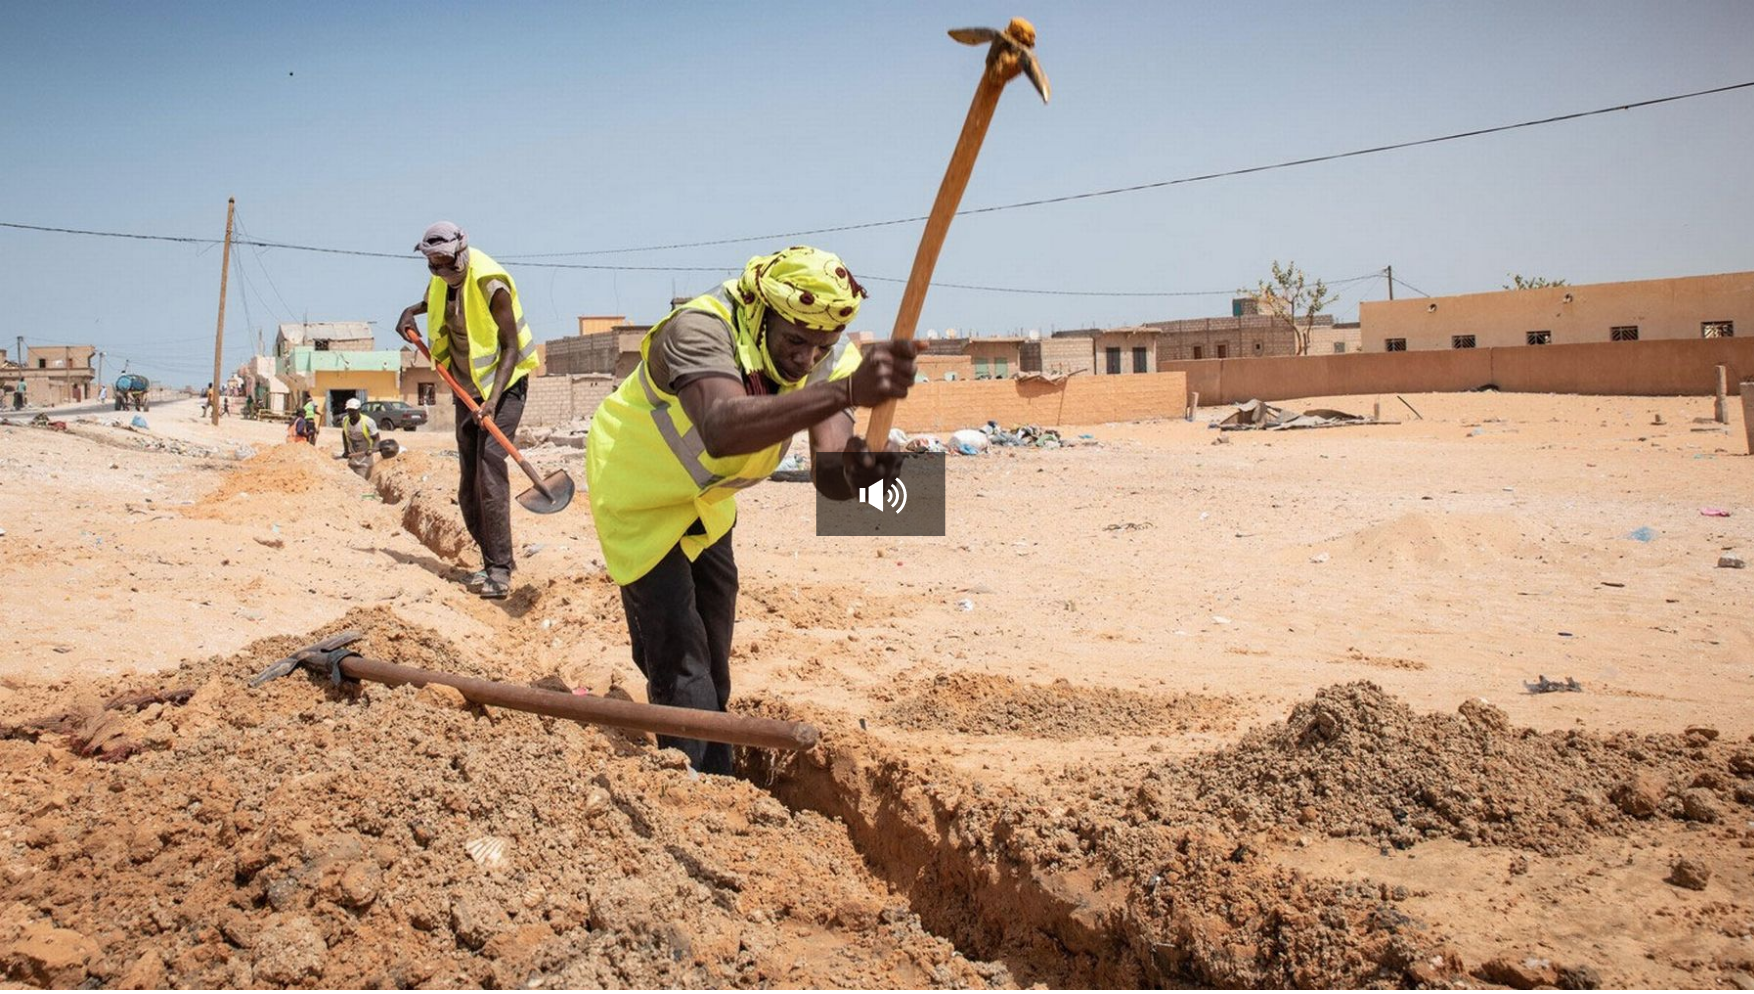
1389,273,1433,297
501,79,1754,258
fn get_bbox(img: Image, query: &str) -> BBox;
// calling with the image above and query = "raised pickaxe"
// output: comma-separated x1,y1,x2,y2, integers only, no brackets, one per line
864,18,1050,447
249,631,819,753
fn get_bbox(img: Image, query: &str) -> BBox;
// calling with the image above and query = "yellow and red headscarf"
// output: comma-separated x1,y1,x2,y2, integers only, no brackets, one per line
734,246,867,335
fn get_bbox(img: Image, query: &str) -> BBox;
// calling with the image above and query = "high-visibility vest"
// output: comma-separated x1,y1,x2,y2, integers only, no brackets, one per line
585,284,863,585
425,249,538,397
342,414,377,454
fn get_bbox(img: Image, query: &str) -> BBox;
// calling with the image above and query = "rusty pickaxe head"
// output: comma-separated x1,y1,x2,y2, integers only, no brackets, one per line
949,17,1050,103
248,630,363,688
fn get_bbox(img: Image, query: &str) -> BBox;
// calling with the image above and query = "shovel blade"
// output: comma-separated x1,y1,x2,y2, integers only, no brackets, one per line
517,470,575,514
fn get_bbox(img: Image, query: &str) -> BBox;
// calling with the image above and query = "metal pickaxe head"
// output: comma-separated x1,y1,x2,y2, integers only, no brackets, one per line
248,630,363,688
949,17,1050,103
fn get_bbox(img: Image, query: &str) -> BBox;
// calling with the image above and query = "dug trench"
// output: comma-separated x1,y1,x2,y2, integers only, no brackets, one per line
739,682,1754,988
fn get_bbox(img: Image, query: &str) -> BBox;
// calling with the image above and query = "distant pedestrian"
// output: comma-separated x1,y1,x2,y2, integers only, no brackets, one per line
12,377,25,411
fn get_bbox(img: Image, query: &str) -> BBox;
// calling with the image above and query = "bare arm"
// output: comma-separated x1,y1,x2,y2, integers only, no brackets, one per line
678,374,855,459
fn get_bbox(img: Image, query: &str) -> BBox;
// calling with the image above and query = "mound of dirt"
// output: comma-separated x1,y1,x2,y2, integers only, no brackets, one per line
0,613,1005,989
1147,682,1740,853
739,582,910,630
196,442,336,505
1330,511,1552,568
876,672,1239,740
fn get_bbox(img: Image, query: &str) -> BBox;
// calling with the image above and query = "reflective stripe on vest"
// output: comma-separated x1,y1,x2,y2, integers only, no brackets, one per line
584,285,864,585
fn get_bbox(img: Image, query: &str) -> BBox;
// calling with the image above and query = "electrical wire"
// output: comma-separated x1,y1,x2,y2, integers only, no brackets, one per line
502,80,1754,258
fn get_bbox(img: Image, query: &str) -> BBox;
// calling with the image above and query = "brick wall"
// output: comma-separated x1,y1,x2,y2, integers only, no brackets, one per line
523,374,617,426
1020,338,1095,377
544,334,619,375
1164,335,1754,405
854,371,1187,433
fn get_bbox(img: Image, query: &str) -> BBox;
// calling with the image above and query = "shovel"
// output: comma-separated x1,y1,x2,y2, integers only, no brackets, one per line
402,330,574,514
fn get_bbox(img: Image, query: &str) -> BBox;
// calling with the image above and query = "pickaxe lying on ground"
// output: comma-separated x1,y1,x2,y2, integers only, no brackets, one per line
250,631,819,753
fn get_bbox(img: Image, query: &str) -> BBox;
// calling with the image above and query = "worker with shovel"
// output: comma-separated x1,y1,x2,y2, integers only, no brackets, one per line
587,246,921,775
397,221,539,600
338,397,379,480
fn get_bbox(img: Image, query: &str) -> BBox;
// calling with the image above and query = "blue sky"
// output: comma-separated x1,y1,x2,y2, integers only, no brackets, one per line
3,1,1751,387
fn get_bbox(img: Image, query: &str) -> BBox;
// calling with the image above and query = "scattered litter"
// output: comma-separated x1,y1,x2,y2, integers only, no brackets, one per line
1624,526,1659,543
1078,433,1093,439
130,415,149,430
1103,521,1153,532
1719,555,1746,570
523,543,546,557
1525,675,1583,694
1219,399,1369,431
955,599,974,612
464,835,509,869
1557,631,1574,638
904,434,945,454
1211,616,1232,625
1700,507,1731,517
254,536,285,550
1600,581,1625,588
950,429,989,454
770,453,811,483
1310,552,1330,564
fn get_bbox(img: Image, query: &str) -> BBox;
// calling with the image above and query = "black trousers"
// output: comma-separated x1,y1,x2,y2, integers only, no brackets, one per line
617,529,738,775
454,379,526,577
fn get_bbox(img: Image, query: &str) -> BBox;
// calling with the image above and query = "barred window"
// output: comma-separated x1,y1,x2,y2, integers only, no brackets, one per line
1452,335,1476,349
1384,338,1406,352
1702,321,1734,338
1610,326,1638,342
1526,330,1551,345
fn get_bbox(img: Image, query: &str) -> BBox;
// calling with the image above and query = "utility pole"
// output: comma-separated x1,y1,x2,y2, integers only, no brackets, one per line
95,351,104,402
1386,265,1395,301
210,197,235,426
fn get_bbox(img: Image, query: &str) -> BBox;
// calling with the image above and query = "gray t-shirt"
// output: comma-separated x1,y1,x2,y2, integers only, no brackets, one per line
441,278,509,399
647,309,742,393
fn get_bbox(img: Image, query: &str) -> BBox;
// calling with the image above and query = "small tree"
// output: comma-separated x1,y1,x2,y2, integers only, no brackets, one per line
1503,274,1567,290
1249,261,1334,356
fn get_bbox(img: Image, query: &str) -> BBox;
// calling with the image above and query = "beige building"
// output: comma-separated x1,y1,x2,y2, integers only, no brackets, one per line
577,315,628,336
1359,271,1752,352
18,345,98,405
1021,335,1096,377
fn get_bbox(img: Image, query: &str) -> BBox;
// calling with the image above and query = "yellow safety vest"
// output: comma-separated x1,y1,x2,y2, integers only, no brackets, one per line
586,284,863,585
426,249,538,396
342,414,377,453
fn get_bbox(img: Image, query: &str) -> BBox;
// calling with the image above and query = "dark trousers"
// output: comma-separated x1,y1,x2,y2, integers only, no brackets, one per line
617,530,738,775
454,379,526,577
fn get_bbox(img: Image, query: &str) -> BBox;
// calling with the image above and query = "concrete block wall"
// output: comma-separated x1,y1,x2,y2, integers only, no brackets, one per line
1163,335,1754,405
855,371,1187,434
523,374,617,427
1020,338,1096,377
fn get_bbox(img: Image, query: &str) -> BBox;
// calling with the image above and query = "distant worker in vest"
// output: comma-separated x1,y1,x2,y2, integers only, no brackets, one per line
339,397,379,480
586,246,922,775
301,397,320,446
397,221,538,601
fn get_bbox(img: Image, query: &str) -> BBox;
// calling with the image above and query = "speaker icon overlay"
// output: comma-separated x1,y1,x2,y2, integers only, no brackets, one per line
856,478,908,514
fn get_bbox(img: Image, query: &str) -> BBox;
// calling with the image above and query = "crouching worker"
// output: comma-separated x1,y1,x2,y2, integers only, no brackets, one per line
586,246,922,775
340,398,379,479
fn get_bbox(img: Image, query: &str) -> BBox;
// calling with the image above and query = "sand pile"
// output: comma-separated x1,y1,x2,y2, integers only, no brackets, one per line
876,672,1239,740
1145,682,1744,853
184,442,368,526
1331,511,1553,569
0,613,1003,989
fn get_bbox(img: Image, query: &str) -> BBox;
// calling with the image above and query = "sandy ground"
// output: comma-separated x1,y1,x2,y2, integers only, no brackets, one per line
0,391,1750,988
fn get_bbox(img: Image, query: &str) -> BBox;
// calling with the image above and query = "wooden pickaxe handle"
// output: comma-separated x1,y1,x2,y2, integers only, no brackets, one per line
403,328,553,498
864,76,1007,448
